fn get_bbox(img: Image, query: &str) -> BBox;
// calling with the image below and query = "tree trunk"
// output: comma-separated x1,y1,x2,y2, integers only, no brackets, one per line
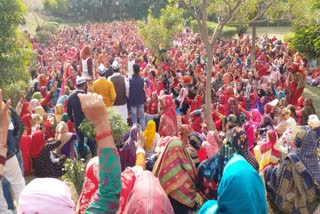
251,23,257,68
203,47,216,131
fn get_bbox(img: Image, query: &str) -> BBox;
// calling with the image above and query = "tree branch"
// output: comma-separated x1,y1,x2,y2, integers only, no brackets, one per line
250,1,273,23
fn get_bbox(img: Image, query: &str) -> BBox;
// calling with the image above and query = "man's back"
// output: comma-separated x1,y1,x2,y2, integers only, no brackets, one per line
92,78,116,107
110,75,127,106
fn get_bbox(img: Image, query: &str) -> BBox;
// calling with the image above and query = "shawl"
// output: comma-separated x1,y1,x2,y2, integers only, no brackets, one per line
55,104,64,123
18,178,75,214
159,95,177,137
20,102,31,118
251,109,262,125
265,154,320,214
152,139,197,208
30,99,39,111
198,154,267,214
22,114,32,135
30,130,46,160
76,157,99,214
19,134,32,176
119,125,140,171
124,171,174,214
40,86,48,98
190,95,202,112
293,127,320,182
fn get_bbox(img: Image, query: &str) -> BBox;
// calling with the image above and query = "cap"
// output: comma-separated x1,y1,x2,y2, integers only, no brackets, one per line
112,60,119,70
98,64,106,75
76,77,86,86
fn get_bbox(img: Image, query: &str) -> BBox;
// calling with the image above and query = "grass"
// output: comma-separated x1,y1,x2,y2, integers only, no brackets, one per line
245,26,291,40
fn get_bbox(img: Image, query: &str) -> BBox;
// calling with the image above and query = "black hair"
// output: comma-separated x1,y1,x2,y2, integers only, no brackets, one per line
133,64,140,74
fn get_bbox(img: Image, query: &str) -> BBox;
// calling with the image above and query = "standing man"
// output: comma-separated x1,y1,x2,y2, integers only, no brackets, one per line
67,77,96,160
92,64,116,108
129,64,146,130
108,60,129,122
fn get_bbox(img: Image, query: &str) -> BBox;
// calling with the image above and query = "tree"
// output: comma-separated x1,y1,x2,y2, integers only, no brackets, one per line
176,0,273,131
138,3,184,57
0,0,33,102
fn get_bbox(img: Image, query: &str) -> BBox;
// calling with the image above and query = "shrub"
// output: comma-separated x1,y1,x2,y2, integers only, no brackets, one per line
40,22,59,34
35,30,54,44
3,80,29,107
190,20,238,38
283,33,295,43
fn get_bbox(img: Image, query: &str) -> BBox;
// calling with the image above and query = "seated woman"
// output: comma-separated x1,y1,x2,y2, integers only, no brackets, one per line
253,130,281,173
265,126,320,213
152,137,198,213
55,121,77,158
198,127,266,213
143,120,160,158
158,95,178,137
33,138,65,178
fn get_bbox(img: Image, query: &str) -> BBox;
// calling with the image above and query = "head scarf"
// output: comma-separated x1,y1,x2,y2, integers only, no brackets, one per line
20,102,31,118
177,88,189,109
204,131,219,158
22,114,32,135
80,45,91,59
251,109,262,124
190,95,202,112
159,95,177,137
55,104,64,123
32,92,42,102
40,86,48,98
61,113,69,123
228,127,259,171
153,138,197,208
292,127,320,182
180,124,193,146
18,178,75,214
120,125,140,171
30,130,46,160
261,115,274,127
143,120,156,151
124,171,175,214
35,106,45,118
30,99,39,112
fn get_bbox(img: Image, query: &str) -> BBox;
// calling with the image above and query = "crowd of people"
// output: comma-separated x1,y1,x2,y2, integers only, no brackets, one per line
0,20,320,213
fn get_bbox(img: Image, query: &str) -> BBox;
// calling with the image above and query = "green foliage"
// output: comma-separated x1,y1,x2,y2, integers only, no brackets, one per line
61,158,85,196
79,108,129,145
40,21,59,34
106,108,129,146
35,30,54,44
290,21,320,58
283,33,295,43
43,0,67,17
190,20,238,38
138,4,184,56
79,118,96,139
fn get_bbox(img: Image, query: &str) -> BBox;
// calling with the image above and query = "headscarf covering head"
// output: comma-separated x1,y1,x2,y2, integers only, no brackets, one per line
143,120,156,150
18,178,75,214
32,92,42,101
124,171,174,214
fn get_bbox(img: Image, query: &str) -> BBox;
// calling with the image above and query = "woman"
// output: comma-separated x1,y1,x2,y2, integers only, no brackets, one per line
143,120,160,157
124,171,174,214
202,131,220,159
20,102,31,118
55,121,77,158
198,127,266,214
153,137,197,213
265,127,320,213
33,139,65,178
159,95,178,137
119,125,140,171
254,130,281,173
80,45,94,81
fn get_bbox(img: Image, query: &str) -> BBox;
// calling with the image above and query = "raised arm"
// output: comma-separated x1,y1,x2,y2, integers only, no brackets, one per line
79,93,121,213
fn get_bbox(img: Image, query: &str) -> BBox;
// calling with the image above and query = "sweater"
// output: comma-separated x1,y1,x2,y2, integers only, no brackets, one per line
92,78,116,107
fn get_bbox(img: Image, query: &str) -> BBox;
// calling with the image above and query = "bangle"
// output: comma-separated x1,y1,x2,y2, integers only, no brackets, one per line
95,130,112,142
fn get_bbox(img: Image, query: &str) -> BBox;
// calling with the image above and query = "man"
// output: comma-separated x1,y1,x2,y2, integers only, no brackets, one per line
129,64,146,130
67,77,96,159
92,64,116,108
108,60,129,122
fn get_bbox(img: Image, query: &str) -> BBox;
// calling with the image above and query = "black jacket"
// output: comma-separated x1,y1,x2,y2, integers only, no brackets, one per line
67,90,85,127
7,107,25,159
